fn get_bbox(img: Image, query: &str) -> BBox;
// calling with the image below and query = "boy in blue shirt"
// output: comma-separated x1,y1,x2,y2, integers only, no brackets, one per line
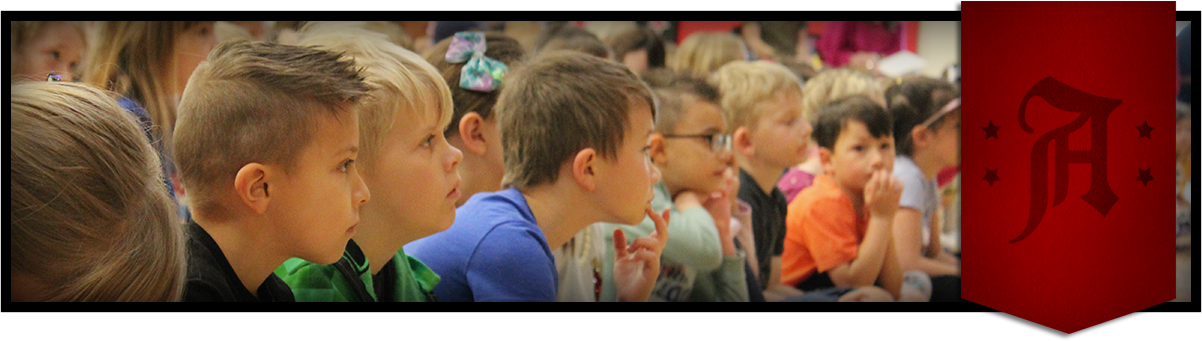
406,51,669,302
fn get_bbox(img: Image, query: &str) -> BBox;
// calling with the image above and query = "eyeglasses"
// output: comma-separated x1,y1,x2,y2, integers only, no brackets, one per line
661,133,733,153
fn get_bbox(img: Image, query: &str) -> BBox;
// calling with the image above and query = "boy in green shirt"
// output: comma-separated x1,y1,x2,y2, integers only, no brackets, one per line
273,22,462,301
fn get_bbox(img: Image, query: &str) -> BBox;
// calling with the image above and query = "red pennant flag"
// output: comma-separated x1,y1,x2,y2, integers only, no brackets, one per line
962,1,1177,334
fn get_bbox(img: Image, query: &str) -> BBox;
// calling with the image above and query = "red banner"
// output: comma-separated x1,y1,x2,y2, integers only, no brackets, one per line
962,1,1177,334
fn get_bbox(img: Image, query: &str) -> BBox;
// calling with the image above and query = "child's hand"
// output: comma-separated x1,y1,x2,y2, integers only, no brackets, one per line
702,168,739,256
864,170,903,218
612,206,670,302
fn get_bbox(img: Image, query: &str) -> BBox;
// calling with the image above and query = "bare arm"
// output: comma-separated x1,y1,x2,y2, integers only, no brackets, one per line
877,236,904,300
828,171,902,288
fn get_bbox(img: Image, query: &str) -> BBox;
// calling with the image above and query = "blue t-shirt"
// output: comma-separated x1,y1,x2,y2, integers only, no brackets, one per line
404,188,558,302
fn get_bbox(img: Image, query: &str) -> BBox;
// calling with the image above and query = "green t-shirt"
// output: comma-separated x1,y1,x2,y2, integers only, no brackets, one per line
275,239,440,302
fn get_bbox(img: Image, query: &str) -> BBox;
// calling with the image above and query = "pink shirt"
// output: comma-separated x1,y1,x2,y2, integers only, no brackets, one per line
816,21,902,67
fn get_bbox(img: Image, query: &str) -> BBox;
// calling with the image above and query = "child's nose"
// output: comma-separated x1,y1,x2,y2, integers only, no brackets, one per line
353,170,371,206
447,144,463,172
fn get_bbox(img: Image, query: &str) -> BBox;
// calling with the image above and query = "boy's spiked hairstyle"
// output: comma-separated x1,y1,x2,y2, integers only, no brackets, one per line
174,40,372,216
813,95,894,150
495,51,656,190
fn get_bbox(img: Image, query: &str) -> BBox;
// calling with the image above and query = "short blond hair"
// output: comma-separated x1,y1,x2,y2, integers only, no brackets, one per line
11,81,185,301
496,51,656,190
799,68,885,123
669,32,746,79
707,60,804,132
174,41,372,216
297,21,454,176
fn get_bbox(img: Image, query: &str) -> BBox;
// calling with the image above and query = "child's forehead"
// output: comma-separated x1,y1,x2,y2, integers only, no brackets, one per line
836,120,891,142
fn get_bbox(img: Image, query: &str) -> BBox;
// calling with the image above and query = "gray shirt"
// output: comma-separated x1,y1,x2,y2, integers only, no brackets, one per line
893,156,939,249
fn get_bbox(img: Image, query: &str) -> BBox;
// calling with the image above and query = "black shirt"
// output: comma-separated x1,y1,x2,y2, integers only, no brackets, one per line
737,168,789,290
183,222,294,302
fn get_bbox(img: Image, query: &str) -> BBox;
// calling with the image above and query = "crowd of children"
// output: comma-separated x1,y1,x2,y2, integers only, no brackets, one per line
11,21,975,303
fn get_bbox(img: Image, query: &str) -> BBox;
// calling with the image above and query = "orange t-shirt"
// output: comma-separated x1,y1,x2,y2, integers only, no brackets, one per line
781,175,869,287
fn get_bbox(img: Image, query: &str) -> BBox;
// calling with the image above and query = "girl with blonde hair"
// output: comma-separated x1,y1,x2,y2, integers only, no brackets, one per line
11,81,186,302
81,21,218,218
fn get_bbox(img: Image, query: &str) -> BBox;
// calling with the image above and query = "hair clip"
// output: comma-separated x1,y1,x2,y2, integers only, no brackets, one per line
46,72,62,82
445,31,508,92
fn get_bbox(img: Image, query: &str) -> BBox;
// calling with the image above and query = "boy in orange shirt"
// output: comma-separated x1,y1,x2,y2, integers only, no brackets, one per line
781,95,908,300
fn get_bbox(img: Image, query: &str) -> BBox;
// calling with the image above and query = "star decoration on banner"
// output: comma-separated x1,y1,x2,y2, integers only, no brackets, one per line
984,168,1000,186
1136,168,1153,186
1136,121,1154,139
983,120,1001,139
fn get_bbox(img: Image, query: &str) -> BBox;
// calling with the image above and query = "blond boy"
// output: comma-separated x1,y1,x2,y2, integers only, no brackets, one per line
707,61,813,301
272,22,462,302
405,51,668,302
174,41,372,302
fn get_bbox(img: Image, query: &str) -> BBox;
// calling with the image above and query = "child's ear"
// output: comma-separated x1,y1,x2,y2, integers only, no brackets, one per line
648,133,667,165
733,127,754,157
571,148,598,192
911,126,931,149
234,163,271,215
456,112,489,156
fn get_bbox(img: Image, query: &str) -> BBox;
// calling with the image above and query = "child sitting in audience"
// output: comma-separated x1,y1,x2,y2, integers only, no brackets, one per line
173,41,372,301
405,51,668,302
11,81,186,302
707,60,812,301
597,71,748,302
781,95,909,301
273,22,459,302
885,77,962,302
781,68,886,203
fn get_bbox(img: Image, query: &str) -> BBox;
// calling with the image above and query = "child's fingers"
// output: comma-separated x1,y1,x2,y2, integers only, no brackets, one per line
626,236,660,254
632,248,659,268
612,229,628,259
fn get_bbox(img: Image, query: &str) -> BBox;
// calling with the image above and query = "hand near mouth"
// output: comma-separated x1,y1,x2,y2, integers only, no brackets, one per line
612,206,670,302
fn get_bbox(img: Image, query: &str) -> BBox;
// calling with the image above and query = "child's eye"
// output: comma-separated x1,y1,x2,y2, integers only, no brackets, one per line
339,159,355,172
852,145,864,152
50,51,61,60
421,134,436,147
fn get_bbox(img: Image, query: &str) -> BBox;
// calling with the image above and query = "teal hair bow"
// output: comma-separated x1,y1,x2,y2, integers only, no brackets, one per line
445,31,508,92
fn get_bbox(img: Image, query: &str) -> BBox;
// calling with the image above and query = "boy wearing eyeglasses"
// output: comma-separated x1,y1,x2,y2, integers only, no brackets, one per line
597,71,748,302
